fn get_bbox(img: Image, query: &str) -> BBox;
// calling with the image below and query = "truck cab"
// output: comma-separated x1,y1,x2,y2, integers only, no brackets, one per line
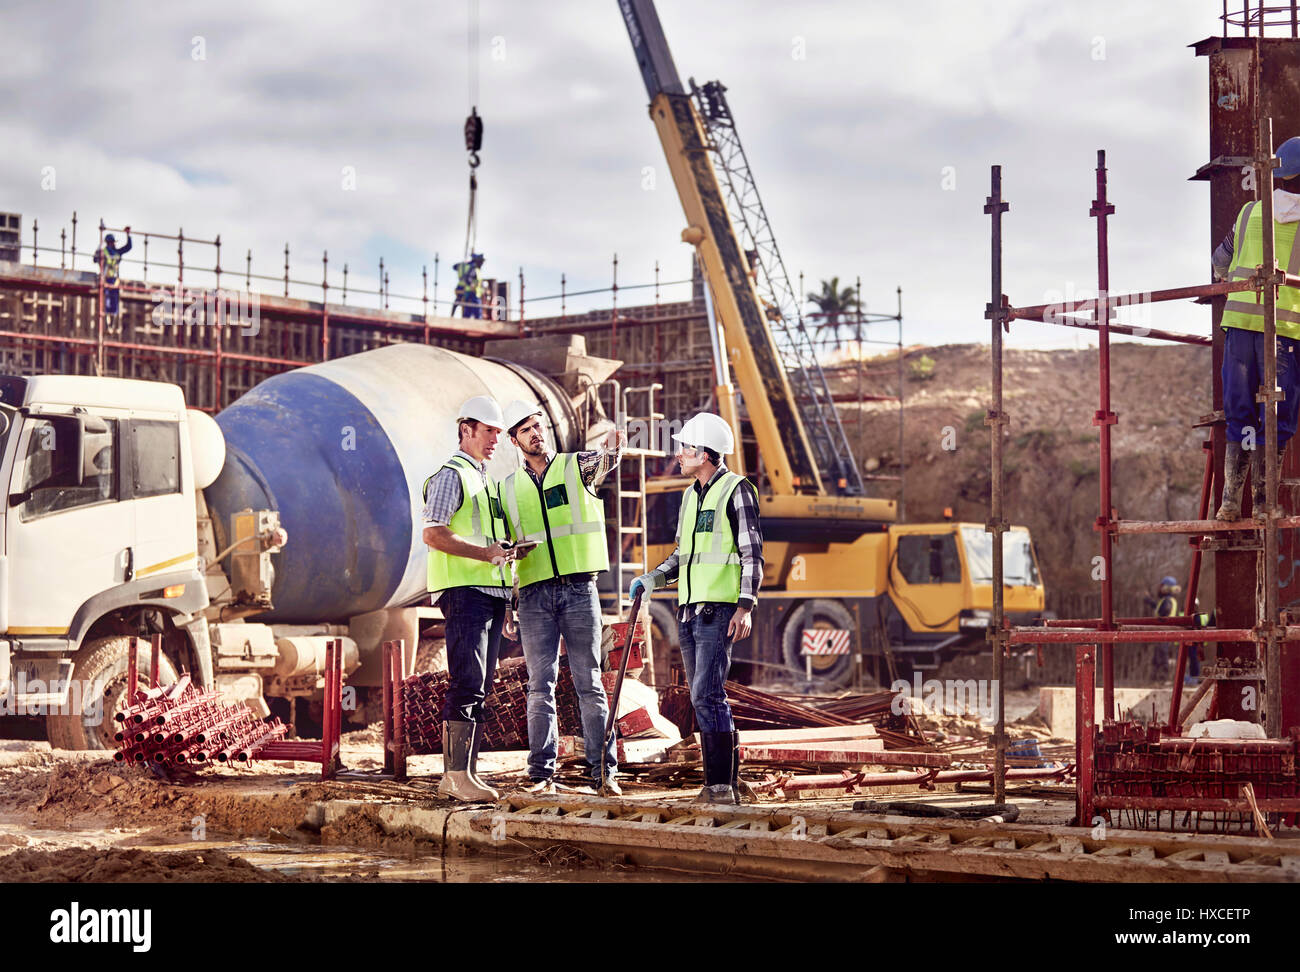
881,521,1044,667
0,374,209,748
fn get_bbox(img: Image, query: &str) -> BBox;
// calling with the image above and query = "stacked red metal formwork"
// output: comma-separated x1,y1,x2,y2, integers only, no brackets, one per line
114,635,344,780
113,673,288,767
1091,721,1300,828
397,656,585,755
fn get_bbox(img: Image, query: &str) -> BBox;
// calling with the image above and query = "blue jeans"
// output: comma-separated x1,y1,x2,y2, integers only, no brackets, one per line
678,603,737,733
518,576,615,781
439,587,506,723
1223,327,1300,450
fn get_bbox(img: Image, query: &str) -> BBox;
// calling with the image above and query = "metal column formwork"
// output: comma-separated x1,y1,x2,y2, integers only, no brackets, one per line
983,4,1300,832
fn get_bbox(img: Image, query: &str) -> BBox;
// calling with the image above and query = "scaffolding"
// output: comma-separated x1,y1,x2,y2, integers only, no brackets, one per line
985,130,1300,828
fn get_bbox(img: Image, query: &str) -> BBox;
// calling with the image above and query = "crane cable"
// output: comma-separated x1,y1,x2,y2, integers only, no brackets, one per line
463,0,483,262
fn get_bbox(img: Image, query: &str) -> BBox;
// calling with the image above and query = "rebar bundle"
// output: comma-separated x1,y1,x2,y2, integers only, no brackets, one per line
112,674,288,766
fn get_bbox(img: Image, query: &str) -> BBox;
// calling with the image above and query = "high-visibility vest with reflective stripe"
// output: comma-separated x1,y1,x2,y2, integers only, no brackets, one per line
676,472,745,605
103,248,122,283
1220,199,1300,339
501,453,608,587
425,456,509,593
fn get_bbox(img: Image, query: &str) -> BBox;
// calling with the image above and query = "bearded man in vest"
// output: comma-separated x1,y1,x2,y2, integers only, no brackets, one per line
423,395,516,802
500,400,625,795
1213,136,1300,520
630,413,764,804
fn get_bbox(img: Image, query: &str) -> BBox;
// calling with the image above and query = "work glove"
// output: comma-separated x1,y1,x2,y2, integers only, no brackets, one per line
630,574,654,598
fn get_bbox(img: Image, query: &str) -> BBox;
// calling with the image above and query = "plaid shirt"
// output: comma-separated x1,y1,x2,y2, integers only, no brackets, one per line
648,463,764,619
422,449,510,601
521,441,622,491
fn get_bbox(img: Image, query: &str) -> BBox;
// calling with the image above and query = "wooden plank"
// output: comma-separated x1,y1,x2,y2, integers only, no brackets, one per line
484,812,1297,883
695,725,881,746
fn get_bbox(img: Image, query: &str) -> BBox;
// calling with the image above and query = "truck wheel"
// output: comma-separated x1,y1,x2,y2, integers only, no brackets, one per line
646,600,681,690
781,600,858,689
46,636,179,751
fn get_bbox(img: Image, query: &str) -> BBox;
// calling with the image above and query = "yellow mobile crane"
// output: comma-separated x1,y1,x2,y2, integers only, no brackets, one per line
618,0,1045,687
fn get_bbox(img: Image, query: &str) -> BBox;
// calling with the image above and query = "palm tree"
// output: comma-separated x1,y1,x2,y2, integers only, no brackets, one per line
806,277,861,346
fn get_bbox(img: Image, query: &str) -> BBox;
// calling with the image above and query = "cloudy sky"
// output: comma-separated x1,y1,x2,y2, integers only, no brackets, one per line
1,0,1235,349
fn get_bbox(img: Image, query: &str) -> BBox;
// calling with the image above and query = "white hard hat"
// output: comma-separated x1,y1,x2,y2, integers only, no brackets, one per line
458,395,505,430
503,399,545,436
672,412,734,455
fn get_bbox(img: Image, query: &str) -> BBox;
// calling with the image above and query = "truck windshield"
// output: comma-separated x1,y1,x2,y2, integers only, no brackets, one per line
960,527,1040,586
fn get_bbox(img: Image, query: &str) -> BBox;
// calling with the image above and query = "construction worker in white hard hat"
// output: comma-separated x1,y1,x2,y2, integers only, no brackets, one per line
1212,135,1300,519
422,394,518,802
499,399,626,795
629,412,764,805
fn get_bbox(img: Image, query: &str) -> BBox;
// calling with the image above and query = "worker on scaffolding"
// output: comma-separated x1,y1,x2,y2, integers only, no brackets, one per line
499,401,626,796
422,395,518,802
453,253,486,319
1144,575,1180,684
93,227,132,319
630,413,764,805
1213,136,1300,519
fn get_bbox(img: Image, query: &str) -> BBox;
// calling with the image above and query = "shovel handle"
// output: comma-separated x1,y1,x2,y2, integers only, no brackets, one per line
603,589,644,745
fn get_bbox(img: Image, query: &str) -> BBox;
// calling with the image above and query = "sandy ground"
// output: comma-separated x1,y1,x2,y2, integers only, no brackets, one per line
0,691,1080,882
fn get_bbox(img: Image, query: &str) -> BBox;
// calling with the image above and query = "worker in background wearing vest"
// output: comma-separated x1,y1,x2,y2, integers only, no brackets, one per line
423,395,516,802
1212,136,1300,520
93,227,132,317
630,413,764,805
453,253,485,319
1144,575,1180,684
500,400,626,795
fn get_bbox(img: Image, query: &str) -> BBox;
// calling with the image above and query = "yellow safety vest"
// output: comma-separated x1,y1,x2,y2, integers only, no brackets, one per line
1221,199,1300,339
676,472,745,606
102,249,121,283
425,456,509,593
501,453,608,587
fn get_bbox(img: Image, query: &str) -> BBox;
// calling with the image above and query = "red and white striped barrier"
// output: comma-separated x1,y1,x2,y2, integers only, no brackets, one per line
800,629,851,656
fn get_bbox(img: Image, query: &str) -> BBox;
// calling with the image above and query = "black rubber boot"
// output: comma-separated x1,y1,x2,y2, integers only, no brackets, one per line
730,730,757,804
1216,441,1249,520
693,731,738,804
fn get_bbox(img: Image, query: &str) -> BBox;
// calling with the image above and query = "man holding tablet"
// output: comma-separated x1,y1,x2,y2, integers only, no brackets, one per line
499,400,625,795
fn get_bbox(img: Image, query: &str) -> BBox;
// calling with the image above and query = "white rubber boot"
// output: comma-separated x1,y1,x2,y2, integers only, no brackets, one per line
438,721,499,802
467,721,501,800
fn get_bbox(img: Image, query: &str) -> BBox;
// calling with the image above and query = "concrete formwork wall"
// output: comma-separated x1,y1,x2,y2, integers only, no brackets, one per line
0,278,488,412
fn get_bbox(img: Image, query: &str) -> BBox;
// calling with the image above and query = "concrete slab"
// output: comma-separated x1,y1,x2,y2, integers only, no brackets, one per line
1038,687,1174,739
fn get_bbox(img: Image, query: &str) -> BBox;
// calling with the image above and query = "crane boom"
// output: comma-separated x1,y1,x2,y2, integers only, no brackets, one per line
618,0,823,495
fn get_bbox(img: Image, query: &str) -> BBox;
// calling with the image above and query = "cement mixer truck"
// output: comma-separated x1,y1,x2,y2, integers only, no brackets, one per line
0,343,596,749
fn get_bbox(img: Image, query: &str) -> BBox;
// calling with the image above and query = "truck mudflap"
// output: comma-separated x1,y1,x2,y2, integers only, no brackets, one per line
182,616,215,691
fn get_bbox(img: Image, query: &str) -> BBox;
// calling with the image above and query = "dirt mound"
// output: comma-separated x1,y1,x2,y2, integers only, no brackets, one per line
0,759,342,837
0,846,305,883
343,722,384,745
836,343,1215,614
